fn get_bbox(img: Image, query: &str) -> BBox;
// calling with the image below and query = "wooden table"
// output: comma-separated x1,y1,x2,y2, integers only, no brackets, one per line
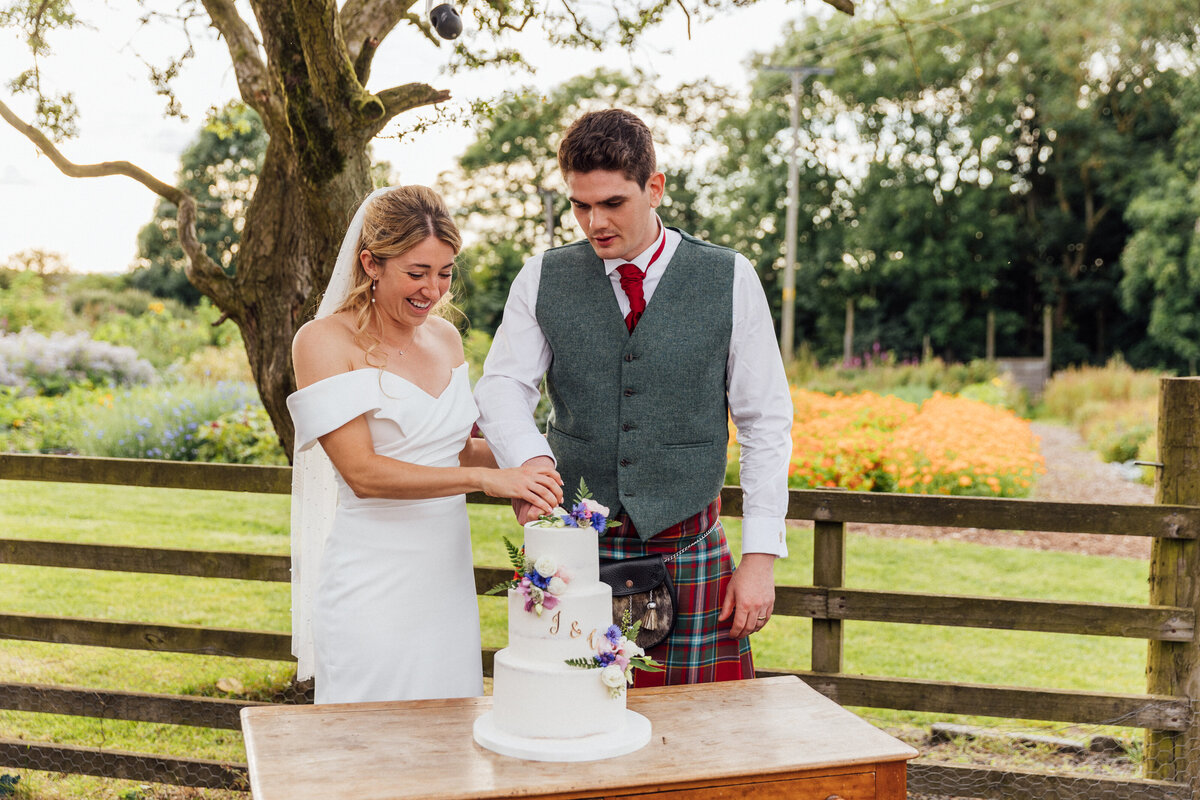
241,675,917,800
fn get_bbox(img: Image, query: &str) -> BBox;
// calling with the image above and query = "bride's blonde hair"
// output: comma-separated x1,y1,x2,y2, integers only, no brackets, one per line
335,185,464,366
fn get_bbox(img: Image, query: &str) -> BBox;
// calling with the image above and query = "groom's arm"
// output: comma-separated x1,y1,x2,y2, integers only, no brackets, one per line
474,254,556,471
720,253,794,638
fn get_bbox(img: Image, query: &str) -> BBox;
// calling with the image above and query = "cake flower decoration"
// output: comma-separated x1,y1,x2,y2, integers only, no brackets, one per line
531,478,621,533
484,539,571,616
565,611,663,697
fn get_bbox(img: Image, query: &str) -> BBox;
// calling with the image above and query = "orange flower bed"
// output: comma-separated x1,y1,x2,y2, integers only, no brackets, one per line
785,389,1045,496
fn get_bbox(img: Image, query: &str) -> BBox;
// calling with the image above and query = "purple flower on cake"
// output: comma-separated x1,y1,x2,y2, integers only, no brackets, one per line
484,539,573,616
531,479,621,533
565,611,663,697
517,561,569,616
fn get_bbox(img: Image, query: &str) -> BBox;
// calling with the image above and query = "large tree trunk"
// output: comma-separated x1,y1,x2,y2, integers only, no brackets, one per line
230,141,373,457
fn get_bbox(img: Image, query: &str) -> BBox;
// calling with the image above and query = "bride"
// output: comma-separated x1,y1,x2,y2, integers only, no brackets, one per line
287,185,563,704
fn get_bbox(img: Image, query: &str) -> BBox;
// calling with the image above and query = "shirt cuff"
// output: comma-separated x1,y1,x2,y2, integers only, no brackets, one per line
740,516,789,558
491,433,556,470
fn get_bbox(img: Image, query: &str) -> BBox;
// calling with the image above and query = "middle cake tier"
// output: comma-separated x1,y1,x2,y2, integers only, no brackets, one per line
506,583,614,662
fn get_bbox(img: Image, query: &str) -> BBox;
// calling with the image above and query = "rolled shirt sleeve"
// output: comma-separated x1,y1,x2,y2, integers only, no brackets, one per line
728,253,794,558
473,255,557,469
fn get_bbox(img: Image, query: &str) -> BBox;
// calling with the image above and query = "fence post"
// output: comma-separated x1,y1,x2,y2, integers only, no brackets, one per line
812,520,846,672
1146,376,1200,784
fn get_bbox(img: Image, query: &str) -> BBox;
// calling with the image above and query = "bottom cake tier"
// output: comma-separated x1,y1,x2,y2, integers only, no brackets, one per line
489,647,627,739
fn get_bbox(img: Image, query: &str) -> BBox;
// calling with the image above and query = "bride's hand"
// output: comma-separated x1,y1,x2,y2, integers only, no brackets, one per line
480,462,563,515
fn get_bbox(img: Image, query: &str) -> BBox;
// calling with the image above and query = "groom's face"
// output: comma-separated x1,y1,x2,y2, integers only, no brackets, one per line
566,169,665,262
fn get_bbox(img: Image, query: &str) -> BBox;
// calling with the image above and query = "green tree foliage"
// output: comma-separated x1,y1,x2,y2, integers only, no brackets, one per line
5,1,856,453
1118,77,1200,371
709,0,1199,365
130,103,267,306
449,69,733,333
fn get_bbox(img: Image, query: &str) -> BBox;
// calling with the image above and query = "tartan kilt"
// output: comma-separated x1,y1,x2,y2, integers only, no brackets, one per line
598,521,754,686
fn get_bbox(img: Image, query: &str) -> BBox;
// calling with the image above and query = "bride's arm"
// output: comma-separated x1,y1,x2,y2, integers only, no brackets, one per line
318,419,559,507
459,437,498,469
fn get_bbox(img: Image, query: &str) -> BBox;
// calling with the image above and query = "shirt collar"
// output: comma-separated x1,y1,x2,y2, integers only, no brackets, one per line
603,218,665,275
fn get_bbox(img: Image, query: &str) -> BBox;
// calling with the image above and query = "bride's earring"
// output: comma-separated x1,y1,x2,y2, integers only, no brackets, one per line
371,279,377,303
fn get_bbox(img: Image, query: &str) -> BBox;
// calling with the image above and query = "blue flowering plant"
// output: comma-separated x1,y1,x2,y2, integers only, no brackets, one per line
531,478,620,533
565,610,663,697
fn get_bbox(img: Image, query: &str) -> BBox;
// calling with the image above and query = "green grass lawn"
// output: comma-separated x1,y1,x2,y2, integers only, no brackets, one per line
0,480,1154,798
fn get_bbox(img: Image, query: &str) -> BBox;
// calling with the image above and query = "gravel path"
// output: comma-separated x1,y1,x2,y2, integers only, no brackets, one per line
847,421,1155,559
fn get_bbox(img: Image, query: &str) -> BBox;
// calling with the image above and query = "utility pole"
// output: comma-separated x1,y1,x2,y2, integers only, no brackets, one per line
537,188,557,247
762,65,832,363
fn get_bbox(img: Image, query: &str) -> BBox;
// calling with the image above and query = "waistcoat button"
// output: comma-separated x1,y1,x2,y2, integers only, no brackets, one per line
623,388,635,397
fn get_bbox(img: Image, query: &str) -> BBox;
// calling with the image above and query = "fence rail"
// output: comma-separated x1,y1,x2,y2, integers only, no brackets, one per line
3,372,1199,800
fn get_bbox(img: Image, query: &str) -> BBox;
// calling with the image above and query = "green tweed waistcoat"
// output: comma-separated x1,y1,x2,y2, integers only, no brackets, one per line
536,229,734,541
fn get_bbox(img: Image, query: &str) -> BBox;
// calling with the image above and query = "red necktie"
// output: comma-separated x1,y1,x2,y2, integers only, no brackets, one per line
616,234,666,332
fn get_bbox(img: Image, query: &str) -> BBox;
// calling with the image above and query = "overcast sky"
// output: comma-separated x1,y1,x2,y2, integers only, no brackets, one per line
0,0,810,274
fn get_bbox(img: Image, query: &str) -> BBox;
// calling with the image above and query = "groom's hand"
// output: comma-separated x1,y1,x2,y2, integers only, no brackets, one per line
512,456,558,523
720,553,776,639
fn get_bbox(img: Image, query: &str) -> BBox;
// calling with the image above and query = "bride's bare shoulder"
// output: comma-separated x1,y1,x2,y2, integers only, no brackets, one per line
293,313,358,387
426,315,466,362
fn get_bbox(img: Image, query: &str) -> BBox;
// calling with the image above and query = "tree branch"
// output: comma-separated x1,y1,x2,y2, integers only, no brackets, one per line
823,0,855,14
199,0,286,132
291,0,384,125
0,96,235,307
341,0,413,80
371,82,451,134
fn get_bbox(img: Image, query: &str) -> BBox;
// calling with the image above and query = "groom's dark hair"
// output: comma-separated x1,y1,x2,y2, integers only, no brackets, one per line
558,109,657,188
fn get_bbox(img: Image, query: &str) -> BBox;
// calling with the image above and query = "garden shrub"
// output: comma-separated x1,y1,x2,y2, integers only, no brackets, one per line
76,382,260,461
1042,356,1160,424
799,354,1002,400
1136,435,1158,486
0,328,156,395
958,373,1029,414
0,271,68,333
194,405,288,465
91,301,222,369
784,389,1045,496
171,345,254,385
0,386,93,453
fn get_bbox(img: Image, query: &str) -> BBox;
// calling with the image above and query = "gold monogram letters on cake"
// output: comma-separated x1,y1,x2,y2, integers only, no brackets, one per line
548,610,590,640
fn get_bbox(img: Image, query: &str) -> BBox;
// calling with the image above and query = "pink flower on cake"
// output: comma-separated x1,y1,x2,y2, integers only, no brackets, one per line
580,498,609,517
487,543,572,616
532,479,621,533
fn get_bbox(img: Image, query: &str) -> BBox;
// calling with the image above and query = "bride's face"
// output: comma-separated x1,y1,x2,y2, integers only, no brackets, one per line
368,235,456,328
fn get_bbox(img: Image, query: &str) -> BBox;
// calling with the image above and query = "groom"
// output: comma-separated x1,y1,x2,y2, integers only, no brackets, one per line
475,108,793,685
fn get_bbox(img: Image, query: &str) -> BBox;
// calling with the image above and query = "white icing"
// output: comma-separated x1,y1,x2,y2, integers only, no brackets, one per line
506,585,614,661
521,522,601,586
491,649,625,738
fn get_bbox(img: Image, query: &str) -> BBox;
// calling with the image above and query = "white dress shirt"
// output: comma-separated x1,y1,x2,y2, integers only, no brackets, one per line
475,224,793,557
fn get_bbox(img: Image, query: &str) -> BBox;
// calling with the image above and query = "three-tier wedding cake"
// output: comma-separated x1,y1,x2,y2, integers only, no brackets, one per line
472,518,653,761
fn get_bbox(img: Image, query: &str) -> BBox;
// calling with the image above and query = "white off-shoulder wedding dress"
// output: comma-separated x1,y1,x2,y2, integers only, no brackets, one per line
287,364,484,704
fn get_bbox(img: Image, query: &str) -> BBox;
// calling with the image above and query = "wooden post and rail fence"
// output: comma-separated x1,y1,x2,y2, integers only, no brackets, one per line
1,376,1199,798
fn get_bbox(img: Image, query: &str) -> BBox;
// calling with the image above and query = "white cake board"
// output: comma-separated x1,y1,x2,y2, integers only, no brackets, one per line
473,708,651,762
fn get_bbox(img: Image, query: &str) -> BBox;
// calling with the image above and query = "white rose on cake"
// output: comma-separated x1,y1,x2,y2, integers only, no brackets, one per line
534,556,558,577
600,664,627,694
547,576,568,595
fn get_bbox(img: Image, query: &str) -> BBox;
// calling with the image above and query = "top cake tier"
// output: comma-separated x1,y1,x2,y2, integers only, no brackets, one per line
523,522,601,588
